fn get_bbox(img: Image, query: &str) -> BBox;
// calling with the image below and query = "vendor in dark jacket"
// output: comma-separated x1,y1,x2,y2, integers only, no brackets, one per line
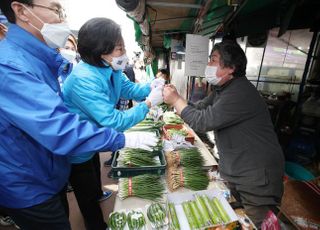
163,40,285,227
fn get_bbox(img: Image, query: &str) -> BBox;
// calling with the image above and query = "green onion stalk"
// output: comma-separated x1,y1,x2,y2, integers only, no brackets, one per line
118,174,165,200
167,167,209,191
166,148,204,168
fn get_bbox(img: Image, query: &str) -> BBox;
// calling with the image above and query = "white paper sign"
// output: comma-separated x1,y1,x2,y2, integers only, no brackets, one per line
185,34,209,76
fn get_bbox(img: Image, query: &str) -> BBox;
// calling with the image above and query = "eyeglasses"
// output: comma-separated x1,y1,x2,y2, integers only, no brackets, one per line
31,3,67,21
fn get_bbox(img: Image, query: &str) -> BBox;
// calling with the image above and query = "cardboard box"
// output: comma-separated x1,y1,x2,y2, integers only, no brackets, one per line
167,189,239,230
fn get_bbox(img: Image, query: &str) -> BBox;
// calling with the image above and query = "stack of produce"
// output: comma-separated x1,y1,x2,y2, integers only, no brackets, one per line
117,148,159,167
167,167,209,191
165,148,204,168
108,211,127,230
118,174,165,200
126,119,164,132
147,203,168,229
127,210,146,230
179,194,231,229
163,111,184,125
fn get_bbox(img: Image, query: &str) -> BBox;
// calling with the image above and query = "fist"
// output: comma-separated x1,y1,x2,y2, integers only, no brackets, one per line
163,84,179,105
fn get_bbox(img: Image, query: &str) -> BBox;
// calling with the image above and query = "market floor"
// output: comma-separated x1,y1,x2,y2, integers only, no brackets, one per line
0,152,116,230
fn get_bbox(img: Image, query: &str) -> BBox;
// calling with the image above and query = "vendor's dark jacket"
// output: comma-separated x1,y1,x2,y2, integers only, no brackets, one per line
181,76,285,206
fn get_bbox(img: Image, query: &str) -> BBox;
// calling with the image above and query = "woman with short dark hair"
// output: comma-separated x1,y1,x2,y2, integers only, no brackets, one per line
62,17,164,230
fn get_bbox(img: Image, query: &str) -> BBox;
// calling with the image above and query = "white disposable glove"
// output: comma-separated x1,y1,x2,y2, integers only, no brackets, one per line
150,78,165,89
124,132,158,151
146,86,163,107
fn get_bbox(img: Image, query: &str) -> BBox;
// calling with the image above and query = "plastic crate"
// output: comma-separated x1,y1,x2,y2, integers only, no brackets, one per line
111,150,167,178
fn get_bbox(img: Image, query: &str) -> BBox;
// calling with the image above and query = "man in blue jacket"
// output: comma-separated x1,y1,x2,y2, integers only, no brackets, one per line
0,1,158,229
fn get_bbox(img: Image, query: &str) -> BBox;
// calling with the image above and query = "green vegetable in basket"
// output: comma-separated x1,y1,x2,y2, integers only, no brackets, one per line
127,210,146,230
118,174,165,200
147,203,167,228
108,211,126,230
168,203,180,230
117,148,159,167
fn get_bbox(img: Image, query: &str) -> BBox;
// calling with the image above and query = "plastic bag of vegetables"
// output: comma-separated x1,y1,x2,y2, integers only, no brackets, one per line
108,211,127,230
146,203,168,229
127,209,146,230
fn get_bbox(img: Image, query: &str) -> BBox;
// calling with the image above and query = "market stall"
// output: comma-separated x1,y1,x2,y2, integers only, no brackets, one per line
108,108,256,230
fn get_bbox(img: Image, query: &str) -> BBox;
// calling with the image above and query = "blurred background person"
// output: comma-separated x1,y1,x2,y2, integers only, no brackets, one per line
156,68,170,84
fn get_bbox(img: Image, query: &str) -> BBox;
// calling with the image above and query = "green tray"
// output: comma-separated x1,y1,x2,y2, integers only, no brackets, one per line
111,150,166,178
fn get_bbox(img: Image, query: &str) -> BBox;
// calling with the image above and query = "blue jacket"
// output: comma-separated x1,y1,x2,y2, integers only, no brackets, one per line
62,61,151,163
0,25,125,209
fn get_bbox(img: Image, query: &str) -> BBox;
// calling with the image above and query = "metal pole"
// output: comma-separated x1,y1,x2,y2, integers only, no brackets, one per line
295,31,319,125
255,44,267,88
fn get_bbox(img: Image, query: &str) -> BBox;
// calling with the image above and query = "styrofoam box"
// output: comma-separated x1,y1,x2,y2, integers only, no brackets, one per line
167,189,239,230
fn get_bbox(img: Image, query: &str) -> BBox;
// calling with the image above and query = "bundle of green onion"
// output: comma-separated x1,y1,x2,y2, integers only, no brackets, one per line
167,167,209,191
166,148,204,168
163,112,184,125
117,148,159,167
118,174,165,200
126,119,164,132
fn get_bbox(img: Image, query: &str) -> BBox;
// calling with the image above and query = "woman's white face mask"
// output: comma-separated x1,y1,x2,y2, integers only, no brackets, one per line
110,54,128,71
204,65,222,85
